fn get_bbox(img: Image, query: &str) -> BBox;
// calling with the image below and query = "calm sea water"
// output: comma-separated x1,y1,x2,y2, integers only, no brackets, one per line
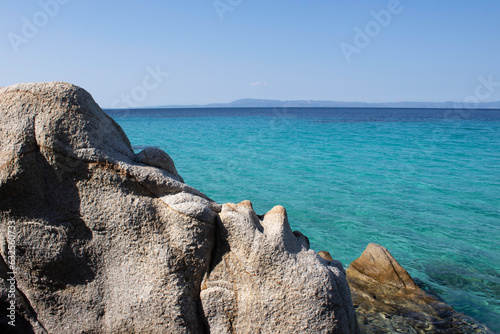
107,107,500,332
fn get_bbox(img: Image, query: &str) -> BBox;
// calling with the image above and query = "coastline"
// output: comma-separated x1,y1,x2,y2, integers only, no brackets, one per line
0,82,495,333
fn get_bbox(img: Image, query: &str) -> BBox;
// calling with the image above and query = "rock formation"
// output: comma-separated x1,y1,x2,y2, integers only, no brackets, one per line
0,82,359,333
201,201,359,333
346,243,493,333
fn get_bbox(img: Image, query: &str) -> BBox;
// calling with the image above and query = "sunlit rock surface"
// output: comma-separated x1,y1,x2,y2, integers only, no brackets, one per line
346,243,493,333
0,82,359,333
201,201,359,333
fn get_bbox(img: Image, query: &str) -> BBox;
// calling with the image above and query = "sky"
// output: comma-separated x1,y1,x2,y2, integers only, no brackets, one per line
1,0,499,108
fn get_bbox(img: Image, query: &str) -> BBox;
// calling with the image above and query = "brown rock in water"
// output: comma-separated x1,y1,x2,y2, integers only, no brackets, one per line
319,250,334,261
346,243,493,333
348,243,417,290
0,82,359,333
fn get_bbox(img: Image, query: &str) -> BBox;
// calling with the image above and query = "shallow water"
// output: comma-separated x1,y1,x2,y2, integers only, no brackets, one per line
108,107,500,332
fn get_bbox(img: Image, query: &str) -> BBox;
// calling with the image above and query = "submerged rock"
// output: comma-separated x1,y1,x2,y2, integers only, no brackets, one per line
346,243,493,333
0,82,359,333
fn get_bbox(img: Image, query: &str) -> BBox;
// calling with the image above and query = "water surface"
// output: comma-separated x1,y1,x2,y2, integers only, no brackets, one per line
108,107,500,332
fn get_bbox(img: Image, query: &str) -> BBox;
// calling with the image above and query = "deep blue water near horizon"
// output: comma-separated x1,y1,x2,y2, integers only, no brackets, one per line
108,107,500,332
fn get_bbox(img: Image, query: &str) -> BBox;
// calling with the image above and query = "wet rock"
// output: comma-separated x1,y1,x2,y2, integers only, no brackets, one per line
346,243,493,333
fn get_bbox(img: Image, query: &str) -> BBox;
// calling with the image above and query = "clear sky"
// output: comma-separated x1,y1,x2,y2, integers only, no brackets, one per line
1,0,499,107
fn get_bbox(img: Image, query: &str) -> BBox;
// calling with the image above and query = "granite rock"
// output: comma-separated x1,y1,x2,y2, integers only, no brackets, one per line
0,82,218,333
0,82,359,333
201,201,359,333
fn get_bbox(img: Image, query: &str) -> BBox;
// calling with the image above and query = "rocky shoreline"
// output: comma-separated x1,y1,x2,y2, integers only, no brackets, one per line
0,82,493,333
342,244,493,333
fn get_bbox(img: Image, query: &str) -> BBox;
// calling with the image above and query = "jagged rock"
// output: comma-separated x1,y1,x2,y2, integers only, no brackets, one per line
201,201,359,333
346,243,493,333
0,82,359,333
0,82,219,333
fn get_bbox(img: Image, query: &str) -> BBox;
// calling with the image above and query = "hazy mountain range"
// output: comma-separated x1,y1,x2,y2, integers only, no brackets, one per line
156,98,500,109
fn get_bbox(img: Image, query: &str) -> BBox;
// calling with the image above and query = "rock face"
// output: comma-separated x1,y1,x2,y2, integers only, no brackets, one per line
201,201,359,333
0,82,359,333
346,243,493,334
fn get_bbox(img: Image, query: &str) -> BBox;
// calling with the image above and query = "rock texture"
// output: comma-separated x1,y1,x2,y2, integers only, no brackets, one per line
0,82,359,333
201,201,359,333
346,243,493,333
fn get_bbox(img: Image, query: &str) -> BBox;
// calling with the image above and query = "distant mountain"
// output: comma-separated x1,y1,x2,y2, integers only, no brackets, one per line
154,98,500,109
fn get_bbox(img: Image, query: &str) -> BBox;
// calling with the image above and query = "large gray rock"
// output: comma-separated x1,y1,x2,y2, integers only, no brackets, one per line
0,82,359,333
0,82,219,333
201,201,359,333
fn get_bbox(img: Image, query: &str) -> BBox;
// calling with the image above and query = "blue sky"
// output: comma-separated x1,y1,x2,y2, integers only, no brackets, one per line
1,0,499,107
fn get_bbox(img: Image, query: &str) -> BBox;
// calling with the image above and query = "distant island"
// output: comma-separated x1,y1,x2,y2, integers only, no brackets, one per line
153,98,500,109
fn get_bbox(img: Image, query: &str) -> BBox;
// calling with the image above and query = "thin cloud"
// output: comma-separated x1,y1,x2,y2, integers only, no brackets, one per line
249,81,269,87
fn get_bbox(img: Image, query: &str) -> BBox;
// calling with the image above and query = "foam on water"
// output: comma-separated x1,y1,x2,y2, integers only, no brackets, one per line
109,107,500,332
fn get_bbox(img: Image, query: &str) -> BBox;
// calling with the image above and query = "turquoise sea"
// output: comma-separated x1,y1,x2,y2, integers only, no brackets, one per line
107,107,500,332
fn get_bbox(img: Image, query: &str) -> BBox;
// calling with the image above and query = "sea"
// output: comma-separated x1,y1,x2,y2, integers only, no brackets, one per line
106,107,500,332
